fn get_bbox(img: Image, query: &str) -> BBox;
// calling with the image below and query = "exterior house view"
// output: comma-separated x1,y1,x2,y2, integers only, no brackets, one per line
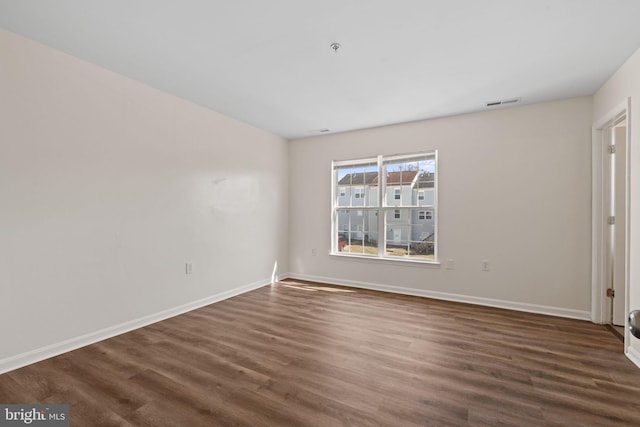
336,168,435,257
410,171,436,245
336,170,379,247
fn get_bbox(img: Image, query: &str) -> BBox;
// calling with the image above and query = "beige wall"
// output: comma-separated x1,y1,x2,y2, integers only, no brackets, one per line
0,29,289,371
289,97,593,317
3,22,634,372
594,47,640,363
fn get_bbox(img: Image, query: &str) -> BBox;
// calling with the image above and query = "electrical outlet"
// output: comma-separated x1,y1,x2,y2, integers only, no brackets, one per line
185,262,193,275
311,248,317,256
481,260,490,271
445,259,455,270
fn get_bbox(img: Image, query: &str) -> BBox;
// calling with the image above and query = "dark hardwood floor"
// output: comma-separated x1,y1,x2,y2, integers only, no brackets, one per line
2,279,640,426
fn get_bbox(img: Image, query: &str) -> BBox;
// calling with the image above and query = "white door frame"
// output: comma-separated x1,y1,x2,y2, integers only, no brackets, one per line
591,98,631,345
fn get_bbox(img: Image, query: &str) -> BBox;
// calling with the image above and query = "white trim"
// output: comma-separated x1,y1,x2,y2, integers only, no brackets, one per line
378,155,386,257
332,150,439,262
329,252,440,266
591,98,631,360
623,104,632,350
591,125,607,323
433,149,439,262
593,100,631,129
627,345,640,369
0,278,272,375
382,151,437,163
332,157,377,167
286,273,591,321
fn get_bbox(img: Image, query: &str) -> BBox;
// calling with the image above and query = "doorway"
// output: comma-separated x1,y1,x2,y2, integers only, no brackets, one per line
393,228,401,243
592,100,630,345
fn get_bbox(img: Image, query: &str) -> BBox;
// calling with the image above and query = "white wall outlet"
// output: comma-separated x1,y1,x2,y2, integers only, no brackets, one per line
481,260,490,271
445,259,455,270
185,262,193,275
311,248,317,256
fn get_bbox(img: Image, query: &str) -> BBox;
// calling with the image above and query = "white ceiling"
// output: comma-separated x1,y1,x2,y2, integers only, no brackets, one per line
1,1,640,140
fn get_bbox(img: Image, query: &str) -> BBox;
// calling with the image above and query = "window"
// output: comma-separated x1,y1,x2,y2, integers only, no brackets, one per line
418,210,433,220
332,151,437,262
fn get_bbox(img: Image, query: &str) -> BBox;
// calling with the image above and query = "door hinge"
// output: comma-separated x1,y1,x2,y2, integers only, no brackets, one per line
608,216,615,225
606,288,615,298
608,144,616,154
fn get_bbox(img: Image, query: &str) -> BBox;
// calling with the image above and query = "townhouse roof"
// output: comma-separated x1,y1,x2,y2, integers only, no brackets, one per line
337,170,433,187
372,171,418,185
337,172,378,186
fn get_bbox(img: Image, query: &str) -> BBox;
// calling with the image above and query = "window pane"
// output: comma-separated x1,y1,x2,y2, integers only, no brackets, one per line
383,154,436,207
336,209,378,255
335,163,378,207
385,209,409,257
333,151,436,262
416,180,435,207
385,183,412,206
385,209,435,260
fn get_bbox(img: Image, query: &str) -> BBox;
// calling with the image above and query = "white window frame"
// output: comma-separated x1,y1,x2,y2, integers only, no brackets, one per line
331,151,438,263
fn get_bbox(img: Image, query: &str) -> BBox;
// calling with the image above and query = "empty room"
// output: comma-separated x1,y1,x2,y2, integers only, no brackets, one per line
2,1,640,426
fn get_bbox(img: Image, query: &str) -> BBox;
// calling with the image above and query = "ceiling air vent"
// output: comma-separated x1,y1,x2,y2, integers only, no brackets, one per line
485,97,521,107
306,128,331,135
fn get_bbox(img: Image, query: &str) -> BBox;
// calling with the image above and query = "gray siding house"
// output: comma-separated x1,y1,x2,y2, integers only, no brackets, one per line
336,172,378,243
336,170,434,251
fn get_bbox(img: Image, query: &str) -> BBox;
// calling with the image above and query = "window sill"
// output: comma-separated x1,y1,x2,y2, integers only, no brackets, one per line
329,252,440,267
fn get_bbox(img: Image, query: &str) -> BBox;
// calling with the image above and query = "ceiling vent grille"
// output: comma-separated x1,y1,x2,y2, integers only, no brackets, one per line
306,128,331,135
486,97,521,107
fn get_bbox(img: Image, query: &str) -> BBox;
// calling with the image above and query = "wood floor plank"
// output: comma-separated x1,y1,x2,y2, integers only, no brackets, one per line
1,278,640,426
0,374,39,403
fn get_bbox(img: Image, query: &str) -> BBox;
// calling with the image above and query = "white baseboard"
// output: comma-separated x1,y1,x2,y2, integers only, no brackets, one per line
0,278,273,375
1,273,598,375
627,344,640,369
284,273,591,321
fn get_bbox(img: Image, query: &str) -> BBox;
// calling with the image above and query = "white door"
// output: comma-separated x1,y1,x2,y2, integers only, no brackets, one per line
393,228,401,243
611,125,627,326
604,121,627,327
